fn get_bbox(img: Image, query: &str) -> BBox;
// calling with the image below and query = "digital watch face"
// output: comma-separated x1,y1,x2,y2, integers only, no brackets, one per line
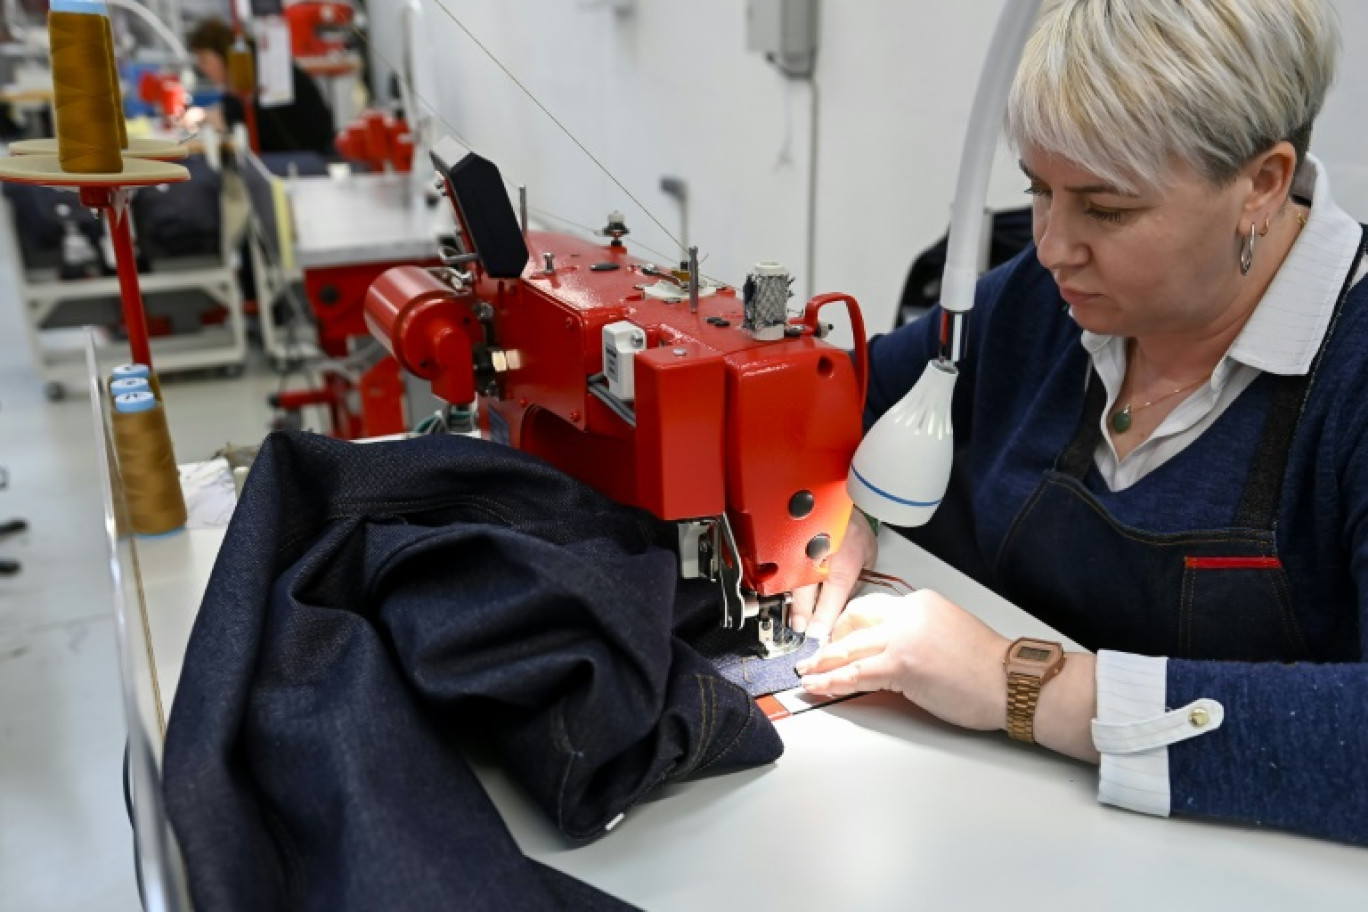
1017,645,1054,662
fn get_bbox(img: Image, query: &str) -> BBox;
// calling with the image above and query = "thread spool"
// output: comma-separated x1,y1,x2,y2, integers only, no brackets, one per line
49,0,123,173
111,362,150,381
228,41,256,96
111,390,186,535
109,377,150,397
111,362,161,399
99,14,128,149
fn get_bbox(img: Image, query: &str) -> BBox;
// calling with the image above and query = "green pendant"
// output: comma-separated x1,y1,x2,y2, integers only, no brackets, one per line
1110,406,1133,433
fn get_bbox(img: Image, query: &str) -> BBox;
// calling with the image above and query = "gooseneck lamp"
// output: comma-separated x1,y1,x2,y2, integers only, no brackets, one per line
847,0,1043,526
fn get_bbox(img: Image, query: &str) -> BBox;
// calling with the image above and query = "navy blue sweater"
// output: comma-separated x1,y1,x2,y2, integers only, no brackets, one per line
866,248,1368,845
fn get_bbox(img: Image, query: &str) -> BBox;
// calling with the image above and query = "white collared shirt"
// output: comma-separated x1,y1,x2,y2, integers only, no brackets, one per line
1081,156,1366,817
1081,155,1366,492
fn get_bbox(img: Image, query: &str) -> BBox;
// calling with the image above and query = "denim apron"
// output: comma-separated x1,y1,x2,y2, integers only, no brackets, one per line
991,228,1366,662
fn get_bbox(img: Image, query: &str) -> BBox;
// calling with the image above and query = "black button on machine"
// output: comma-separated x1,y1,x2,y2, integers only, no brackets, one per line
788,490,815,518
806,534,832,561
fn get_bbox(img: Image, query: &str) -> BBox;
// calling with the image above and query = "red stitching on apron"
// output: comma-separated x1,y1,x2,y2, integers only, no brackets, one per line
1183,556,1283,570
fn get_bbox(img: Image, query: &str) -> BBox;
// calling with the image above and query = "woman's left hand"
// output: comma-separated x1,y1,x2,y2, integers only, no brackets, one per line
797,589,1011,732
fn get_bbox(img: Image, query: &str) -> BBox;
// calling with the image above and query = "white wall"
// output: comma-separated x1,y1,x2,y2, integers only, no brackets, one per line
364,0,1366,340
1315,2,1368,218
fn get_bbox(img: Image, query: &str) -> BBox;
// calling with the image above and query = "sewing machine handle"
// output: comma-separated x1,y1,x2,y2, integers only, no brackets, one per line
797,292,868,414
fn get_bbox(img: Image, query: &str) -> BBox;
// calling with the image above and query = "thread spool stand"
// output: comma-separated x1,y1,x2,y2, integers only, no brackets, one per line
0,0,190,372
7,136,190,162
0,159,189,370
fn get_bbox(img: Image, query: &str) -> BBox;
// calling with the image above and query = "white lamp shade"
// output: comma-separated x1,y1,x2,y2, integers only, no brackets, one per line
846,360,957,527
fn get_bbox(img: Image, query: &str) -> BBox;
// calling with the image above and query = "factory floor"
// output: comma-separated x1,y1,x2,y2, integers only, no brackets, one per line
0,258,281,908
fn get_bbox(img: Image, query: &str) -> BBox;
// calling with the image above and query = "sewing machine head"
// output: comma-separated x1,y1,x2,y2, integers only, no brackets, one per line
283,1,355,59
365,139,867,656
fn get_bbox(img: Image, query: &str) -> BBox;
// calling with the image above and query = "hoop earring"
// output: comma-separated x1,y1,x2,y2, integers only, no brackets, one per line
1240,222,1256,276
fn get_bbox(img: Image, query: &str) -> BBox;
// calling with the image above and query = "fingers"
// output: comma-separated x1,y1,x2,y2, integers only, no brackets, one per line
796,595,910,696
829,591,901,641
789,583,818,634
806,552,865,642
799,653,894,696
794,627,887,676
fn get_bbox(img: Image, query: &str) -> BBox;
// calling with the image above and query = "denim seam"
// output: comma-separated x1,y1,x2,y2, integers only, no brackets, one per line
323,492,650,549
993,478,1050,577
324,494,520,526
693,676,764,774
551,702,578,835
1180,565,1196,655
1268,567,1312,657
1039,476,1273,547
1050,481,1274,546
695,708,761,773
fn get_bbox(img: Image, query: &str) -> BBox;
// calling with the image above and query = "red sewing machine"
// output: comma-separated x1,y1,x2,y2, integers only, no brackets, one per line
137,70,187,128
335,110,415,173
283,0,354,59
365,140,868,653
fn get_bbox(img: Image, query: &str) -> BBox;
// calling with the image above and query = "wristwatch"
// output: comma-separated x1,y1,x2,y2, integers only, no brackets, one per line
1004,637,1066,743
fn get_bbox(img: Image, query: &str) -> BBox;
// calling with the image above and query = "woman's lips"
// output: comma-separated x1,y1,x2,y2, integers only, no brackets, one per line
1059,286,1102,308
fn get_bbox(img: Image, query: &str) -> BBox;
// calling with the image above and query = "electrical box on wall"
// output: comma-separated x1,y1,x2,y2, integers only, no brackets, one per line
746,0,818,78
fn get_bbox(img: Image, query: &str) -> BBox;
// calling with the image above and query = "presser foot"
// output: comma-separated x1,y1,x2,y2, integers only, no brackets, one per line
757,620,803,659
755,592,801,658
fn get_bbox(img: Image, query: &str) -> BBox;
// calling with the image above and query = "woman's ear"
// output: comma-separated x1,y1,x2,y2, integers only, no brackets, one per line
1242,140,1298,221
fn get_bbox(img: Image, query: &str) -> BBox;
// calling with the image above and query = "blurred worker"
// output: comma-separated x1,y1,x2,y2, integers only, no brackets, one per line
186,17,335,155
793,0,1368,846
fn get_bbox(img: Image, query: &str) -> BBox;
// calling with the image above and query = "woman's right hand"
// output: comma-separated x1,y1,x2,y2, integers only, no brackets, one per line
788,509,880,641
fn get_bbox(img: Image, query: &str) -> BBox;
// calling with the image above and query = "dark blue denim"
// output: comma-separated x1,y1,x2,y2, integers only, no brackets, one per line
692,627,822,697
162,430,782,911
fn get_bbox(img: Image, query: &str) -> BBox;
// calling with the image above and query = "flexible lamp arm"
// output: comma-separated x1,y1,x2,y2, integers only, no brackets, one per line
846,0,1042,529
937,0,1041,363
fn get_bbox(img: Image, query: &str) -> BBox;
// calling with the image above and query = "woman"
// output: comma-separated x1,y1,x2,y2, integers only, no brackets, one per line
792,0,1368,844
186,17,336,156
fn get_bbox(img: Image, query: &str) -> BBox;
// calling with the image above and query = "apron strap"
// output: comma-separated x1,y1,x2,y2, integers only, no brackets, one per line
1056,225,1368,520
1237,225,1368,528
1055,370,1106,479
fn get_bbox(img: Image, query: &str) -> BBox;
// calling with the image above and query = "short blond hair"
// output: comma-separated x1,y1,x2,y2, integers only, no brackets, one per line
1005,0,1339,192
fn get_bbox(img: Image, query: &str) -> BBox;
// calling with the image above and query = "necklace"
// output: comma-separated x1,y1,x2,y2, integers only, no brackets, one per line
1109,375,1209,433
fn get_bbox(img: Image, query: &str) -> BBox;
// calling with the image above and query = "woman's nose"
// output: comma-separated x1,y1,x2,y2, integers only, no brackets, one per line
1035,213,1087,272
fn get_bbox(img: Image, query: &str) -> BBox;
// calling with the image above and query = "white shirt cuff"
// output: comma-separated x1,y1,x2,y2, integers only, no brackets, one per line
1091,651,1224,817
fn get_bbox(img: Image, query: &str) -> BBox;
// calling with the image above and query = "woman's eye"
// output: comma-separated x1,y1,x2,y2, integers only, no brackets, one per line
1024,184,1051,198
1085,207,1126,224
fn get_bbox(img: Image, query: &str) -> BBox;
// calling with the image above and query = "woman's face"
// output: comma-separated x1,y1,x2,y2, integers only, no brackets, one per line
1021,145,1250,340
194,49,227,88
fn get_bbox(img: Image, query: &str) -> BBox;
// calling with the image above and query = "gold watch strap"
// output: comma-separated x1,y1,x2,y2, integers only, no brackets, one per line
1006,671,1043,743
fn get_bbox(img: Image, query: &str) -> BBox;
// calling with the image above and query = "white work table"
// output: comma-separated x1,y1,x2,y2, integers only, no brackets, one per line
287,172,444,270
241,164,446,364
128,512,1368,911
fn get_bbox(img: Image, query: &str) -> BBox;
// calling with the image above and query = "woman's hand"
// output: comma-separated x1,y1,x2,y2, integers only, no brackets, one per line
788,510,879,640
796,589,1012,732
183,105,226,132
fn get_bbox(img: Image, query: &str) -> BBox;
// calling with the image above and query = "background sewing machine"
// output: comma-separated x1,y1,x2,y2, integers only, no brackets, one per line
365,139,868,654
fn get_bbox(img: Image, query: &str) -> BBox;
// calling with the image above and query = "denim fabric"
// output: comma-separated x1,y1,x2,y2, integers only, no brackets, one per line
691,627,821,697
162,430,783,911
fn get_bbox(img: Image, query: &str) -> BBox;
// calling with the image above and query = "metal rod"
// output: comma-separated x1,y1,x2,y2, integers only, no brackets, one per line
688,245,699,314
519,185,527,235
105,194,154,369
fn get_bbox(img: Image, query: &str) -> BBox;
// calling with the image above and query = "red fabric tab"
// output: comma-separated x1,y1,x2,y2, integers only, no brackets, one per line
1184,556,1283,570
756,695,790,721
